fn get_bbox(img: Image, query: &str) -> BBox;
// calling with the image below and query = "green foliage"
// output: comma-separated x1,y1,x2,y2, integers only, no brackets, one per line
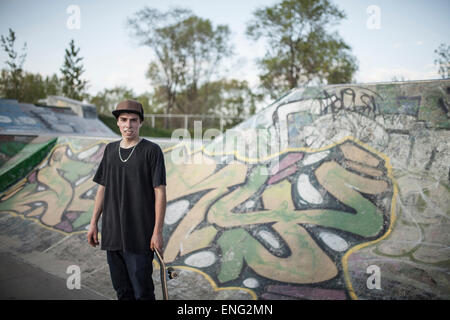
1,70,62,104
202,79,261,127
89,85,161,119
0,29,62,104
21,72,62,104
0,28,27,100
128,7,234,126
90,86,136,115
60,39,88,101
246,0,358,99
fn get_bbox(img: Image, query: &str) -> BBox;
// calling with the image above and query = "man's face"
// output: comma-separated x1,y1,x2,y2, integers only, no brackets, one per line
117,113,142,140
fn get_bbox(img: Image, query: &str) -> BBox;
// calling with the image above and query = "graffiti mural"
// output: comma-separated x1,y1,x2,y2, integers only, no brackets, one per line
0,80,449,299
0,138,106,233
163,137,394,299
160,80,449,299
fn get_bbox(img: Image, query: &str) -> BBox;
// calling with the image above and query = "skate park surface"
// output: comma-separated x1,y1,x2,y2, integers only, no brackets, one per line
0,79,449,300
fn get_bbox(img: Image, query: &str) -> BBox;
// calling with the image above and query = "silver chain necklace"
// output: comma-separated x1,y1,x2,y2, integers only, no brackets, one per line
118,140,139,162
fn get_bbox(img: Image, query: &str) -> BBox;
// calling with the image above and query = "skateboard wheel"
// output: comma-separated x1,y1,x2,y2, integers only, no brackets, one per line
167,267,178,279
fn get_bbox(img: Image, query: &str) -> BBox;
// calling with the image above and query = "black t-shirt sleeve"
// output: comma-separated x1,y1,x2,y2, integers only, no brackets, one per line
152,145,166,187
93,144,108,186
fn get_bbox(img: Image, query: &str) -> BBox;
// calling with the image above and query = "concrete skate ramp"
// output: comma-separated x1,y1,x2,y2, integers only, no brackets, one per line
0,135,57,192
0,99,116,137
0,79,449,300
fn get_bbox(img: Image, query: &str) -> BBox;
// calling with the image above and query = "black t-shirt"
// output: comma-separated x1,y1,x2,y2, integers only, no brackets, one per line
93,139,166,254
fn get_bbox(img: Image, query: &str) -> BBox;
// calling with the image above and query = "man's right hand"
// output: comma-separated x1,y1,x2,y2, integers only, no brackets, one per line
87,224,99,247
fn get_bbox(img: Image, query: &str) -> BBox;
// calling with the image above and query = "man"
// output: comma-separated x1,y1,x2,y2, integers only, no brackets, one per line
87,99,166,300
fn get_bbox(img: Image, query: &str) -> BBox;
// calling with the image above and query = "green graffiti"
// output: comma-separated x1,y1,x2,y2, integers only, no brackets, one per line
209,161,387,238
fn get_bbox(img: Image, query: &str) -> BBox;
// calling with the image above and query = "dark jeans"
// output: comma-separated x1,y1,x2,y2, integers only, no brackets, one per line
106,250,155,300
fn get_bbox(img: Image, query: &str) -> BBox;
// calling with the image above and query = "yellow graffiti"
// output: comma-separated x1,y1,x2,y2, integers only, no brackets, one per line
0,140,106,234
164,149,247,262
165,137,394,291
0,135,396,300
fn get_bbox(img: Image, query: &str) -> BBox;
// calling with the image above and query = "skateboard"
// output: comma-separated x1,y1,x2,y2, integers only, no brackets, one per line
154,248,178,300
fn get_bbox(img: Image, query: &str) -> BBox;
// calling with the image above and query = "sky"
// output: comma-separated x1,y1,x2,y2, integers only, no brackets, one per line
0,0,449,105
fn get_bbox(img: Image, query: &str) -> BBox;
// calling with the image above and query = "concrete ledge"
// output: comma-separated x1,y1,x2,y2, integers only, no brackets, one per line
0,136,57,192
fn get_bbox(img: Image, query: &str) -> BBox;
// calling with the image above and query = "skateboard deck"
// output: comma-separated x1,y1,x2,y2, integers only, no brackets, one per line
154,248,177,300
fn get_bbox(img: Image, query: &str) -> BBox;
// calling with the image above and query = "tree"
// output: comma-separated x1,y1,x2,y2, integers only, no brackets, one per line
127,7,233,127
22,73,62,104
21,72,46,103
90,86,135,115
215,79,260,127
60,39,88,100
246,0,358,99
174,15,233,114
44,74,62,96
1,70,62,104
0,28,27,100
434,43,449,79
